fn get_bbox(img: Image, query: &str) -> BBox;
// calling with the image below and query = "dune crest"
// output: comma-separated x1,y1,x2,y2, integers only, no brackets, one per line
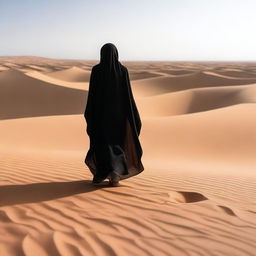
44,66,91,82
133,70,256,97
26,70,89,90
0,69,86,120
137,83,256,116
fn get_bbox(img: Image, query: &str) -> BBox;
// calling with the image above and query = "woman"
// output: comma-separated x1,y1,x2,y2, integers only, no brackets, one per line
84,43,144,186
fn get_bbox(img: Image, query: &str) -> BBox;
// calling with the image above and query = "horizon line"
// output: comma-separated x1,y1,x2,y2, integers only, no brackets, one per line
0,55,256,63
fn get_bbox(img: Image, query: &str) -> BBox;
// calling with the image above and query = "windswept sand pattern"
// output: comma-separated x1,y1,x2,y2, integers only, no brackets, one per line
1,57,256,256
1,152,256,256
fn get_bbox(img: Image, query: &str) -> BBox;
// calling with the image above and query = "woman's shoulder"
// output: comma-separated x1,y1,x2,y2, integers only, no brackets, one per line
119,64,129,76
91,63,128,74
91,64,100,72
120,63,127,71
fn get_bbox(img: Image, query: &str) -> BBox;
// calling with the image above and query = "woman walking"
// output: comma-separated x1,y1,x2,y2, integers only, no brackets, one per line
84,43,144,186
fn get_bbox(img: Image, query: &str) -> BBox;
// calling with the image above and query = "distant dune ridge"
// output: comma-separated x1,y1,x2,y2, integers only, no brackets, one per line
0,57,256,256
45,66,91,82
0,68,86,119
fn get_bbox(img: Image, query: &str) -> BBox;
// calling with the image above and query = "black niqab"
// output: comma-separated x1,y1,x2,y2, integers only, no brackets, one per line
84,43,144,181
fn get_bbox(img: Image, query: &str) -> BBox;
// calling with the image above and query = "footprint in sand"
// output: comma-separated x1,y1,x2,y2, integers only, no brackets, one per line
217,205,236,216
168,191,237,217
168,191,208,203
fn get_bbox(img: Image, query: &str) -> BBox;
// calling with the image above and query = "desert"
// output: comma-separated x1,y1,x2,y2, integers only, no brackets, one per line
0,57,256,255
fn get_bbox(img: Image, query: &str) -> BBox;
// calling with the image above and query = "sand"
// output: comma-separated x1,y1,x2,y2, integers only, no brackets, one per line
0,57,256,256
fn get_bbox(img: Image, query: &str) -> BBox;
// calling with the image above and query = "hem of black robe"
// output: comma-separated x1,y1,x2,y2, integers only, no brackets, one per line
84,117,144,181
84,152,144,181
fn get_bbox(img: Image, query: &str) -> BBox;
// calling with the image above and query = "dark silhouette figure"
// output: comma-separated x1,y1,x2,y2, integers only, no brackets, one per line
84,43,144,185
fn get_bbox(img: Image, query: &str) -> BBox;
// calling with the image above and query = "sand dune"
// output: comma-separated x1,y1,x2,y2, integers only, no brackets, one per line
154,69,196,76
141,104,256,173
45,66,91,82
0,114,87,152
1,58,256,256
26,70,89,90
133,70,256,97
215,69,256,79
0,69,86,120
0,66,9,71
128,71,161,80
137,83,256,116
1,103,255,173
27,64,51,72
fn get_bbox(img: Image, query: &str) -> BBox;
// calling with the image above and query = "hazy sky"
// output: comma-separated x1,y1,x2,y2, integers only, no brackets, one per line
0,0,255,61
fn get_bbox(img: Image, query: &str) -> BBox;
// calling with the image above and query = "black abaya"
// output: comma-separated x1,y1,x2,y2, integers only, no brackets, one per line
84,43,144,181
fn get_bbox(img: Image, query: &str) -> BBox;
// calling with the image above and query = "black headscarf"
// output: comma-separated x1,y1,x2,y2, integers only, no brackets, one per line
84,43,144,181
100,43,121,73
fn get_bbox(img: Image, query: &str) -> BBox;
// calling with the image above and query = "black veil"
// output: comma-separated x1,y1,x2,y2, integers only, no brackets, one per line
84,43,144,181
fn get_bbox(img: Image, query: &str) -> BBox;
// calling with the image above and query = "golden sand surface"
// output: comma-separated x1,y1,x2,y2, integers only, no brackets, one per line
1,57,256,256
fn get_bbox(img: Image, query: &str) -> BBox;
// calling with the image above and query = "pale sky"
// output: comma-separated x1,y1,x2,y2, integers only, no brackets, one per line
0,0,255,61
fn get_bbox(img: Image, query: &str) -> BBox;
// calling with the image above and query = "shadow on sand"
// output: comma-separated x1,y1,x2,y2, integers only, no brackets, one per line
0,180,112,207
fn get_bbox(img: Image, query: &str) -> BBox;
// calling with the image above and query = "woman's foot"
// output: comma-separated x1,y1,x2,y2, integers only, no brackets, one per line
108,172,121,187
92,174,105,184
